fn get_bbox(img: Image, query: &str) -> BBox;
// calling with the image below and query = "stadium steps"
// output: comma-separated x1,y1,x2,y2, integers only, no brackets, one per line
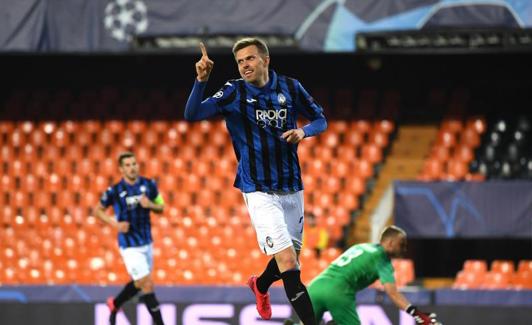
349,125,438,244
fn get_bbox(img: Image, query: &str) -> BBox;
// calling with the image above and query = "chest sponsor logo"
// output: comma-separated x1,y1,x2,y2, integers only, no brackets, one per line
255,108,287,129
125,194,143,210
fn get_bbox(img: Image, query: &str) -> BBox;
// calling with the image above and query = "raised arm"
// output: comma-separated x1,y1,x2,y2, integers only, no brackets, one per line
184,42,225,121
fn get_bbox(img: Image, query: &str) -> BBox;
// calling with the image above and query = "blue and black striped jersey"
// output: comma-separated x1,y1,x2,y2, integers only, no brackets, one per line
185,70,327,193
100,176,159,248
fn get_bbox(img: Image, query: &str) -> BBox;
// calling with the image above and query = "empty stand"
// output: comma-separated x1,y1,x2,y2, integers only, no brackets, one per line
1,114,392,285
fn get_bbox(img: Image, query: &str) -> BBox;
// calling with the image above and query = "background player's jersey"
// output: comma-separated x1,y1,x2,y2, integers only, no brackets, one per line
317,243,395,291
185,70,327,193
100,177,159,248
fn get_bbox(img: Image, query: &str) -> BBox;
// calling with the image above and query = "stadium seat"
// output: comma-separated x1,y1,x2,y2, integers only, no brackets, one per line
518,260,532,274
441,119,463,134
453,270,484,289
344,130,364,147
491,260,515,275
392,259,415,287
463,259,488,275
481,272,511,290
461,127,481,147
512,271,532,290
374,120,394,135
437,130,456,148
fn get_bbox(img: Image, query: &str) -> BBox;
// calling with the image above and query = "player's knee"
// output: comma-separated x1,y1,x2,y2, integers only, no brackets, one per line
275,251,299,271
136,276,154,293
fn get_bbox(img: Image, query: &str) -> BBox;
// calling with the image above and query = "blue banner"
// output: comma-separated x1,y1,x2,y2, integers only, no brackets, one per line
2,0,532,52
394,181,532,238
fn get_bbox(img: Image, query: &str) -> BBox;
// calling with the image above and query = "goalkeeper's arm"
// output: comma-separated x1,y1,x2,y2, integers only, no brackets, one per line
383,283,441,324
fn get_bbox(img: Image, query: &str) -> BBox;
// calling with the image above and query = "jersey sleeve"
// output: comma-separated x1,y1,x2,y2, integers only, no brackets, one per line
184,80,237,120
293,80,327,137
377,259,396,284
147,179,160,201
100,186,115,208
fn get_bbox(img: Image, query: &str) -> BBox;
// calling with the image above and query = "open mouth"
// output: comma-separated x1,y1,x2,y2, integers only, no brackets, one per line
244,70,253,77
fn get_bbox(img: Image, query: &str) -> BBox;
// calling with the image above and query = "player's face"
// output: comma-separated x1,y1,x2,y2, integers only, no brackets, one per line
235,45,270,87
119,157,139,182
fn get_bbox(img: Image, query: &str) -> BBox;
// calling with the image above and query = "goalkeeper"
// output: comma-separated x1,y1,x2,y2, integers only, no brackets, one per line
286,225,441,325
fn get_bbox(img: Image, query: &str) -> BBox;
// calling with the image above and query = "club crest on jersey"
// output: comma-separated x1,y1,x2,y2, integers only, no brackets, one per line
140,185,146,193
277,93,286,105
213,91,223,99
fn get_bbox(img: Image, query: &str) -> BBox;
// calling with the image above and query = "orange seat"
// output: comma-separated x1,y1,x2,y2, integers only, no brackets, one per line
513,271,532,289
422,159,444,180
344,176,365,196
322,133,339,148
354,159,373,179
453,270,484,289
374,120,394,134
463,260,488,274
481,272,511,290
369,131,388,148
466,116,487,134
328,121,348,135
437,130,456,148
337,193,359,210
431,145,449,162
453,145,473,163
446,159,468,180
106,120,125,135
441,119,463,133
491,260,515,275
344,131,364,147
460,128,480,148
362,144,382,164
392,259,415,287
518,260,532,274
352,120,371,134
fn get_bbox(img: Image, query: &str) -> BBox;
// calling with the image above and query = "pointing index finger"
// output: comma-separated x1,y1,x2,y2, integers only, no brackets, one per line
199,42,208,57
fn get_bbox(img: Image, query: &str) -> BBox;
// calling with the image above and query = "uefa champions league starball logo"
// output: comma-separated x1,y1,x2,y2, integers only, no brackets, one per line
104,0,148,42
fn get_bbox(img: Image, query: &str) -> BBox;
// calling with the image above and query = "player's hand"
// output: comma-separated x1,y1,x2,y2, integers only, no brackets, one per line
406,305,442,325
196,42,214,82
116,221,130,233
281,128,305,144
139,195,152,209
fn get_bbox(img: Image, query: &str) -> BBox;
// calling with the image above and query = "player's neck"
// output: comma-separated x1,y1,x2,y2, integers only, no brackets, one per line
124,177,138,185
249,72,269,88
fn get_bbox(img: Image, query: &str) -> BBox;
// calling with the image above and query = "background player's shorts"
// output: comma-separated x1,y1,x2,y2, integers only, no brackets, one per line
243,190,304,255
119,243,153,280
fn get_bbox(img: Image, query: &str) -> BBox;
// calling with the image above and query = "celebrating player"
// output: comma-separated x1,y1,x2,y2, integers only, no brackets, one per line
285,226,442,325
185,38,327,324
94,151,166,325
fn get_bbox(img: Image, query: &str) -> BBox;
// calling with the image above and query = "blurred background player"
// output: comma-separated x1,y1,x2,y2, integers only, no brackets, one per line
94,151,166,325
285,226,441,325
185,38,327,324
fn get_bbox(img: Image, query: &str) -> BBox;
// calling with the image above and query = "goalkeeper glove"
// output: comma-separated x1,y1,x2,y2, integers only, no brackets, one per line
406,305,441,325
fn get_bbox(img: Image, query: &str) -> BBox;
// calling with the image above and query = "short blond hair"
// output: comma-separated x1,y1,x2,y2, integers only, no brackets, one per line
232,37,269,57
379,225,406,242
